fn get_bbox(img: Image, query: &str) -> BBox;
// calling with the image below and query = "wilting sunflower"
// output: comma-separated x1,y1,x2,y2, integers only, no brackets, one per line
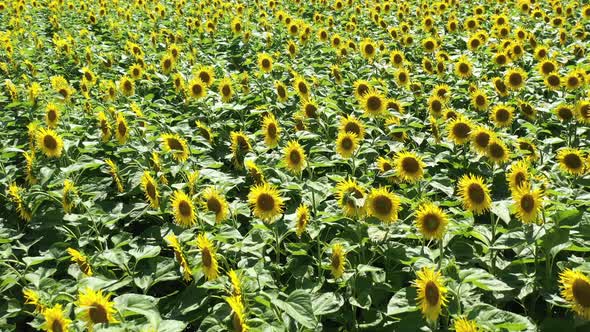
115,113,129,144
335,132,358,159
330,243,346,279
36,128,63,158
415,202,449,240
414,266,448,321
45,103,60,128
395,151,425,183
361,89,387,117
140,171,159,208
470,126,494,155
506,159,530,191
339,115,365,140
165,233,192,281
227,295,249,332
66,248,92,276
197,233,219,281
218,77,234,102
366,187,401,223
284,140,306,174
335,178,366,217
453,317,479,332
504,67,527,90
487,139,510,164
560,269,590,319
201,187,229,223
171,190,196,227
257,53,273,73
447,116,472,145
458,174,492,215
557,148,586,175
261,114,280,148
187,77,207,99
62,179,77,213
77,287,117,326
454,56,473,79
512,183,543,224
248,182,284,222
275,80,288,102
43,304,72,332
295,203,310,237
161,133,190,162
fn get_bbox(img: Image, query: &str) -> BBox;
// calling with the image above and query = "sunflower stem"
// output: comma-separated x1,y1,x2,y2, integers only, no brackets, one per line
438,237,444,270
490,213,498,275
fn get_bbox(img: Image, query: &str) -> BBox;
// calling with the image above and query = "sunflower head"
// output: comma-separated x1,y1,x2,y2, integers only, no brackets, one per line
77,287,118,325
171,190,196,227
458,174,492,215
330,243,346,278
454,56,472,78
195,66,215,86
161,133,190,162
512,182,543,224
197,233,219,280
248,182,284,222
453,317,479,332
201,187,228,223
257,53,273,73
395,151,425,183
187,77,207,99
361,89,387,117
557,148,586,175
295,203,310,237
367,186,400,223
415,202,449,240
414,266,448,321
560,269,590,319
335,132,358,159
43,304,72,332
36,128,64,158
218,77,234,102
284,140,306,174
447,116,472,145
262,113,281,148
340,114,365,139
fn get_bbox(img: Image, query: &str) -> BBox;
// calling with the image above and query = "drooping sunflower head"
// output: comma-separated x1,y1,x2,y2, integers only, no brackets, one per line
361,89,387,117
415,202,449,240
458,174,492,215
560,269,590,319
557,148,586,175
414,266,448,321
43,304,72,332
245,160,265,185
36,128,64,158
161,133,190,162
201,187,228,223
248,182,284,222
257,53,273,73
512,182,543,224
340,114,365,140
330,243,346,278
366,186,401,223
395,151,425,183
23,288,44,313
77,287,117,326
197,233,219,281
140,171,159,208
171,190,196,228
283,140,306,174
295,203,310,237
335,132,358,159
335,178,366,217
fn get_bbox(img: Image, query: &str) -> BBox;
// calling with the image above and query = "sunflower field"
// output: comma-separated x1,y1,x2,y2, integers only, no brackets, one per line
2,0,590,331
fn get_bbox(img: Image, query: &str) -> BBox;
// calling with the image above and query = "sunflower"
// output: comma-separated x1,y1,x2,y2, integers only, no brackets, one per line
36,128,63,158
231,131,251,168
257,53,273,73
512,183,543,224
67,247,92,276
335,132,358,159
427,95,445,117
564,71,583,90
330,243,346,279
470,89,489,111
245,160,265,185
458,174,492,215
104,159,124,193
390,50,406,67
557,148,586,175
554,103,574,122
197,233,219,281
454,56,472,79
517,139,538,160
415,202,449,240
414,266,448,321
335,178,366,217
195,120,213,143
447,116,472,145
274,81,288,102
360,38,376,60
195,66,215,86
228,269,242,297
119,76,135,96
545,73,562,90
353,79,371,100
187,77,207,99
487,139,510,164
395,151,425,183
490,104,514,128
492,51,509,66
422,37,438,52
248,182,284,222
262,113,280,148
286,40,297,57
284,140,306,174
62,179,77,213
560,269,590,319
201,187,228,223
395,67,411,87
453,317,479,332
115,113,129,144
507,159,530,191
165,233,192,282
518,100,537,120
23,288,44,313
171,190,196,227
218,77,234,102
160,54,175,74
340,115,365,139
492,77,509,96
504,67,527,90
293,76,310,99
537,59,558,76
129,63,143,79
45,103,60,128
301,99,319,118
227,295,249,332
43,304,72,332
231,17,243,35
470,126,494,155
161,133,190,162
366,187,400,223
140,171,159,208
295,203,310,237
432,84,451,101
77,287,117,326
361,89,387,117
576,100,590,124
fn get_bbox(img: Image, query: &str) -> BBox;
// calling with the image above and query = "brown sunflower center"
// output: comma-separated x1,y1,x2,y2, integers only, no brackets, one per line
277,85,286,98
43,135,58,150
367,96,382,111
452,123,471,139
207,197,222,214
178,200,192,217
88,303,108,324
568,76,580,87
558,107,573,120
222,85,231,96
59,88,69,98
424,281,440,306
192,83,202,95
515,172,526,187
564,153,582,169
289,150,302,165
475,95,486,106
118,121,127,136
346,188,363,208
124,80,132,91
373,195,393,215
548,75,560,86
267,123,277,138
199,72,211,84
331,252,341,269
237,136,249,150
489,142,505,159
458,63,469,74
509,73,522,87
146,182,156,199
48,110,57,122
261,59,271,69
520,194,535,213
52,319,64,332
474,132,490,148
257,193,275,212
423,214,440,232
167,138,183,151
305,104,318,117
202,247,212,267
393,54,403,64
344,122,361,135
133,68,140,77
572,278,590,307
357,84,369,96
364,44,375,55
298,82,308,94
542,62,555,74
495,109,510,123
468,183,485,204
401,157,420,174
340,137,353,150
431,100,442,113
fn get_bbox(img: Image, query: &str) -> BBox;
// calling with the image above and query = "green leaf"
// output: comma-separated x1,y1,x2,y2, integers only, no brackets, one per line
460,268,513,291
273,290,318,328
114,294,161,326
129,245,161,263
312,292,343,316
468,303,536,331
387,287,418,316
491,200,511,224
